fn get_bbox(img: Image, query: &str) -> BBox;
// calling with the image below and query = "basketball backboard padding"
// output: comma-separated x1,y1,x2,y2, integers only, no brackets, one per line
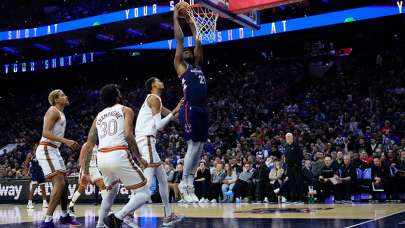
196,0,260,30
229,0,304,14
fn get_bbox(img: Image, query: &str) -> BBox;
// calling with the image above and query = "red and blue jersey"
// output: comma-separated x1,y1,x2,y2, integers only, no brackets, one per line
180,64,207,107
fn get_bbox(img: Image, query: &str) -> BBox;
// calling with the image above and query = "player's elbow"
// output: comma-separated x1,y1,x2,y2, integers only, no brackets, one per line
42,130,52,139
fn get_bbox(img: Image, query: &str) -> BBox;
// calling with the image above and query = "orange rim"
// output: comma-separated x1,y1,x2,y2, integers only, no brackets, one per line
189,4,219,17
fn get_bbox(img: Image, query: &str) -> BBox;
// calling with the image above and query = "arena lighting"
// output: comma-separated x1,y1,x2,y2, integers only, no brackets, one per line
96,34,114,42
1,47,18,55
125,28,145,36
117,5,402,50
65,39,81,47
160,22,173,31
0,1,403,42
32,43,51,52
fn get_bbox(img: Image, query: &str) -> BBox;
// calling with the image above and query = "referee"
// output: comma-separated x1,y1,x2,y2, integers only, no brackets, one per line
285,133,304,203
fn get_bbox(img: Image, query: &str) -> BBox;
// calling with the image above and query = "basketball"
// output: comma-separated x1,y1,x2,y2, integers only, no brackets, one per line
176,2,190,18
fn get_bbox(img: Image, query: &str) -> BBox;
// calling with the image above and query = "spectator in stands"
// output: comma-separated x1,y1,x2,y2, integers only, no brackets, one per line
360,150,373,167
371,157,388,200
222,163,237,203
233,161,254,203
335,155,356,202
230,158,242,175
312,152,325,177
396,151,405,200
266,159,286,202
195,161,211,203
168,163,183,202
253,155,270,203
351,152,362,168
302,159,316,198
317,155,338,202
335,151,344,168
209,162,225,203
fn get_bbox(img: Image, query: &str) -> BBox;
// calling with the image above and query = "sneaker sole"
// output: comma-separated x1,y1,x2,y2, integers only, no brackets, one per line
162,216,184,226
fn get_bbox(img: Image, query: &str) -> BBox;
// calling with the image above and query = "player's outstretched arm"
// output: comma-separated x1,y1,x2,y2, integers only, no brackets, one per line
42,107,79,150
174,4,187,77
80,120,97,175
150,96,183,130
187,17,203,67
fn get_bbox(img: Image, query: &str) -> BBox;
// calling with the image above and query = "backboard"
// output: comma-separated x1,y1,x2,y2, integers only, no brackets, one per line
196,0,304,30
196,0,261,30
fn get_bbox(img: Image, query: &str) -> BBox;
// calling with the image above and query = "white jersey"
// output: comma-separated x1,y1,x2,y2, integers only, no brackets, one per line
90,145,98,168
40,107,66,148
135,94,162,137
96,104,127,149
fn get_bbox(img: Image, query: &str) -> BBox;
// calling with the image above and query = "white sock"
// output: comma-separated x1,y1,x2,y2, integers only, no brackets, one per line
44,215,53,222
97,187,117,227
156,166,172,217
43,199,47,203
70,191,81,205
114,189,149,220
28,200,32,204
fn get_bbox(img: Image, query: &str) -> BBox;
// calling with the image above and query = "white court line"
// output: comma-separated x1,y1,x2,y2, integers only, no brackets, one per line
345,210,405,228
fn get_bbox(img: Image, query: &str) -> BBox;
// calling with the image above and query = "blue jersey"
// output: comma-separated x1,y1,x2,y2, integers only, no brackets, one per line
181,65,207,107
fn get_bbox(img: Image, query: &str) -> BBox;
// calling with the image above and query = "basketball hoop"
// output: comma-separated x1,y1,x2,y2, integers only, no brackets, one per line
187,4,219,42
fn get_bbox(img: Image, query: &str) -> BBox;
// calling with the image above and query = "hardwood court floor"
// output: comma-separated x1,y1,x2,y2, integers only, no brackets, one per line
0,203,404,227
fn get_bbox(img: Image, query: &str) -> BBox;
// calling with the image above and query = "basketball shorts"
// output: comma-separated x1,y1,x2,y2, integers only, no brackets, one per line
30,169,46,185
97,146,147,190
136,136,162,168
179,104,209,142
35,143,66,179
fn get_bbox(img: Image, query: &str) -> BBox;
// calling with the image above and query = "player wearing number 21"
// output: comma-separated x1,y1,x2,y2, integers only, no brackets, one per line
173,2,209,203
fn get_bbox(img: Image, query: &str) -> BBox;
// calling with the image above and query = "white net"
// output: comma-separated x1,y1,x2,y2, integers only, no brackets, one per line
187,5,219,42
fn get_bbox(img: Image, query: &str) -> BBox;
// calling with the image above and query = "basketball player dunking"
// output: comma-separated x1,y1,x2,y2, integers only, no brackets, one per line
80,84,149,228
36,90,81,227
174,4,209,203
135,77,184,226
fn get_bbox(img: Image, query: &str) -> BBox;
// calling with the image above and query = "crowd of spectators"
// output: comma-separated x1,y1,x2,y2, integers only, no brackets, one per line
0,40,404,203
